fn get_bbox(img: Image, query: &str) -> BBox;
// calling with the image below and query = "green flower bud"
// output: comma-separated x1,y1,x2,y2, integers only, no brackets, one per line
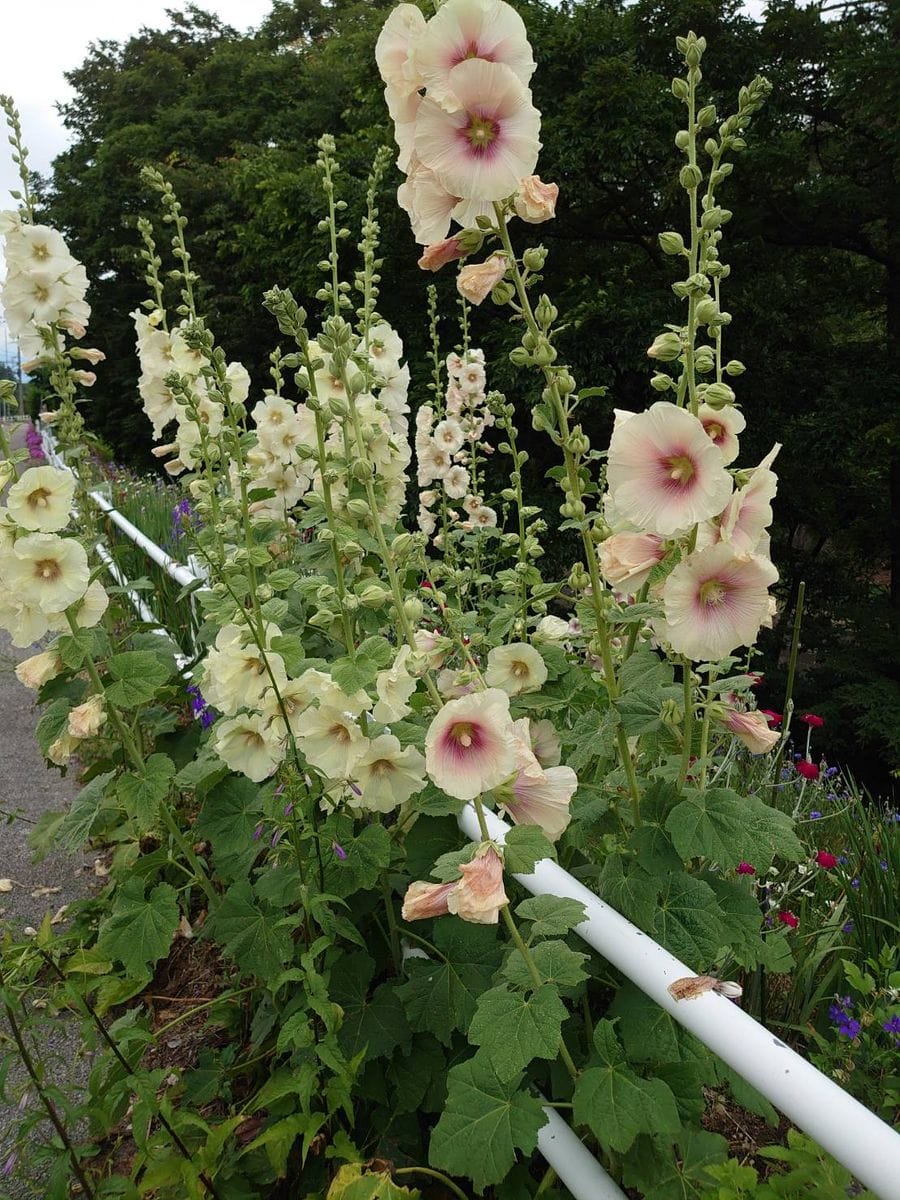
650,372,674,392
491,280,516,305
647,332,683,361
700,207,726,230
522,246,547,271
658,231,686,255
509,346,531,367
532,342,557,366
403,597,424,622
694,345,715,373
351,458,374,481
724,360,746,377
679,164,703,189
695,297,719,325
457,227,485,254
346,498,370,518
342,594,360,613
308,608,336,630
674,129,690,151
703,381,736,410
359,584,389,608
391,532,414,556
671,78,690,101
534,294,558,326
697,104,717,127
328,394,349,418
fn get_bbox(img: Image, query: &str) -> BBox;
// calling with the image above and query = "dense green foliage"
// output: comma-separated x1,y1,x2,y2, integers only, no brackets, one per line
39,0,898,787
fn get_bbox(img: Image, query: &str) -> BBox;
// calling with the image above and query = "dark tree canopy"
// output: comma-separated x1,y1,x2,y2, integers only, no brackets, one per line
38,0,897,789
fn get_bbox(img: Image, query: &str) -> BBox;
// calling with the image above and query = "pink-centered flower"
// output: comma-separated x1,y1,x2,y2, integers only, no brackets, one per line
715,445,780,555
414,59,541,203
424,687,516,800
606,401,733,536
398,154,461,246
661,543,779,661
413,0,536,112
698,402,746,465
722,707,780,754
496,720,576,842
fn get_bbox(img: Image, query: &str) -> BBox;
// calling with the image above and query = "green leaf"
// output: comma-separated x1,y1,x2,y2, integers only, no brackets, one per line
174,751,228,796
429,1057,547,1193
502,825,556,874
330,637,392,693
397,922,502,1046
56,770,115,851
35,698,70,756
209,881,292,977
97,879,179,977
536,643,569,680
614,689,664,736
57,627,96,670
563,708,617,772
618,648,673,693
651,873,724,963
327,1162,421,1199
413,782,466,817
515,895,587,938
196,776,265,881
623,1130,729,1199
666,788,803,870
330,952,410,1061
104,651,173,708
501,939,589,994
322,819,392,897
117,754,175,828
597,855,657,928
609,985,683,1065
573,1021,681,1152
469,983,567,1080
388,1037,446,1116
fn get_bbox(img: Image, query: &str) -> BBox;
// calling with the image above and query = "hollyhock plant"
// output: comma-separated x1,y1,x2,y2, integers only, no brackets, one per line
605,401,733,536
661,543,779,661
484,642,548,696
697,402,746,465
351,734,427,813
425,687,517,799
7,465,75,532
495,725,576,842
722,707,780,754
598,531,666,594
401,844,509,925
3,532,89,613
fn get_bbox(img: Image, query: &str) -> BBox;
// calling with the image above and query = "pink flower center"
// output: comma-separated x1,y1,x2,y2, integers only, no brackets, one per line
464,112,500,154
699,578,726,607
704,421,724,443
442,719,485,758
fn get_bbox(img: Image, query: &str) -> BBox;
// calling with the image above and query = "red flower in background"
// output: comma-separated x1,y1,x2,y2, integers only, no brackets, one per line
815,851,838,869
777,910,799,929
736,862,756,875
796,759,820,781
800,713,824,728
760,709,782,726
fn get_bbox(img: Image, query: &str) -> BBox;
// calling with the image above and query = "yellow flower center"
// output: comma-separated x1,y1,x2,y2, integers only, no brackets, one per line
28,487,52,510
465,114,499,153
666,454,695,484
369,758,394,777
510,660,530,679
699,579,726,607
451,721,474,748
706,422,724,442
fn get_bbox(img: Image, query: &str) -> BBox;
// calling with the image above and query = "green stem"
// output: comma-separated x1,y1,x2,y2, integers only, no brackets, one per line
698,668,717,789
394,1167,470,1200
380,873,402,974
678,658,695,788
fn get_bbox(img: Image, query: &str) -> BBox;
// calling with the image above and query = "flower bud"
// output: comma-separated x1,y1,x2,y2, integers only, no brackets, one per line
724,359,746,376
679,164,703,189
509,346,531,367
650,373,674,392
702,382,736,410
403,597,424,622
696,104,716,127
351,458,374,481
674,130,690,151
328,394,349,418
491,280,516,305
522,246,547,272
695,297,719,326
671,79,690,101
346,499,370,519
514,175,559,223
532,342,557,367
647,332,682,361
658,231,685,255
359,584,390,609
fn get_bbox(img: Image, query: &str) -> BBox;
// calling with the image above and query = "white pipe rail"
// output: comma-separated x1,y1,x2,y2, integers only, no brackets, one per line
94,542,161,627
88,489,201,591
459,804,900,1200
538,1103,626,1200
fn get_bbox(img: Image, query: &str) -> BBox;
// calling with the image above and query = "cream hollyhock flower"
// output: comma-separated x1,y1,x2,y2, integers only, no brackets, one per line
433,418,465,454
397,155,459,246
534,615,570,644
457,254,508,305
413,0,536,111
468,504,498,529
351,734,427,813
722,707,780,754
7,465,76,533
201,638,287,718
68,695,107,739
297,706,367,779
414,60,540,202
606,401,733,536
717,445,780,555
375,2,426,94
386,84,421,174
443,464,470,500
15,649,62,690
425,688,517,799
514,175,558,223
698,402,746,465
598,531,666,594
5,533,89,613
485,642,547,696
418,236,466,272
214,713,284,783
414,628,448,671
529,718,562,768
0,597,49,647
661,544,779,661
373,645,418,723
47,579,109,631
401,878,458,920
47,731,80,766
4,224,74,275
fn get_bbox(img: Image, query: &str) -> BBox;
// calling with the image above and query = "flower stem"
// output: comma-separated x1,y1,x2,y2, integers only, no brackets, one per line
394,1167,470,1200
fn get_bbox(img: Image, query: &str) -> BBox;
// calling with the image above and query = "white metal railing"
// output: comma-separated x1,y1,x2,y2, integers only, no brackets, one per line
31,422,900,1199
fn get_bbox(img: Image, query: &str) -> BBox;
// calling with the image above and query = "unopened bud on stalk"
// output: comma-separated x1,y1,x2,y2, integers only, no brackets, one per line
509,346,531,367
696,105,716,127
695,297,719,326
328,395,349,418
522,246,547,272
359,584,389,609
535,295,558,326
703,382,736,409
694,345,715,373
403,597,424,622
568,563,589,592
532,342,557,367
724,360,746,376
647,332,682,361
679,164,703,189
651,373,674,392
675,129,690,150
658,231,685,255
491,280,516,305
346,499,370,519
351,458,374,481
342,594,359,613
660,699,685,726
308,609,336,630
672,79,690,101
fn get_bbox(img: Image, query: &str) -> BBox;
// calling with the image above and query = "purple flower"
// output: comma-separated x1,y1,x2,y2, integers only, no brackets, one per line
283,802,293,817
252,823,264,842
842,920,854,934
851,877,861,890
837,1018,860,1040
2,1151,17,1177
879,860,888,871
809,811,822,820
882,1016,900,1037
332,841,347,861
271,829,283,848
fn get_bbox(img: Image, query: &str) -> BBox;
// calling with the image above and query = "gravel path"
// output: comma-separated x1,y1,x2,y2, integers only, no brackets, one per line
0,424,97,1196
